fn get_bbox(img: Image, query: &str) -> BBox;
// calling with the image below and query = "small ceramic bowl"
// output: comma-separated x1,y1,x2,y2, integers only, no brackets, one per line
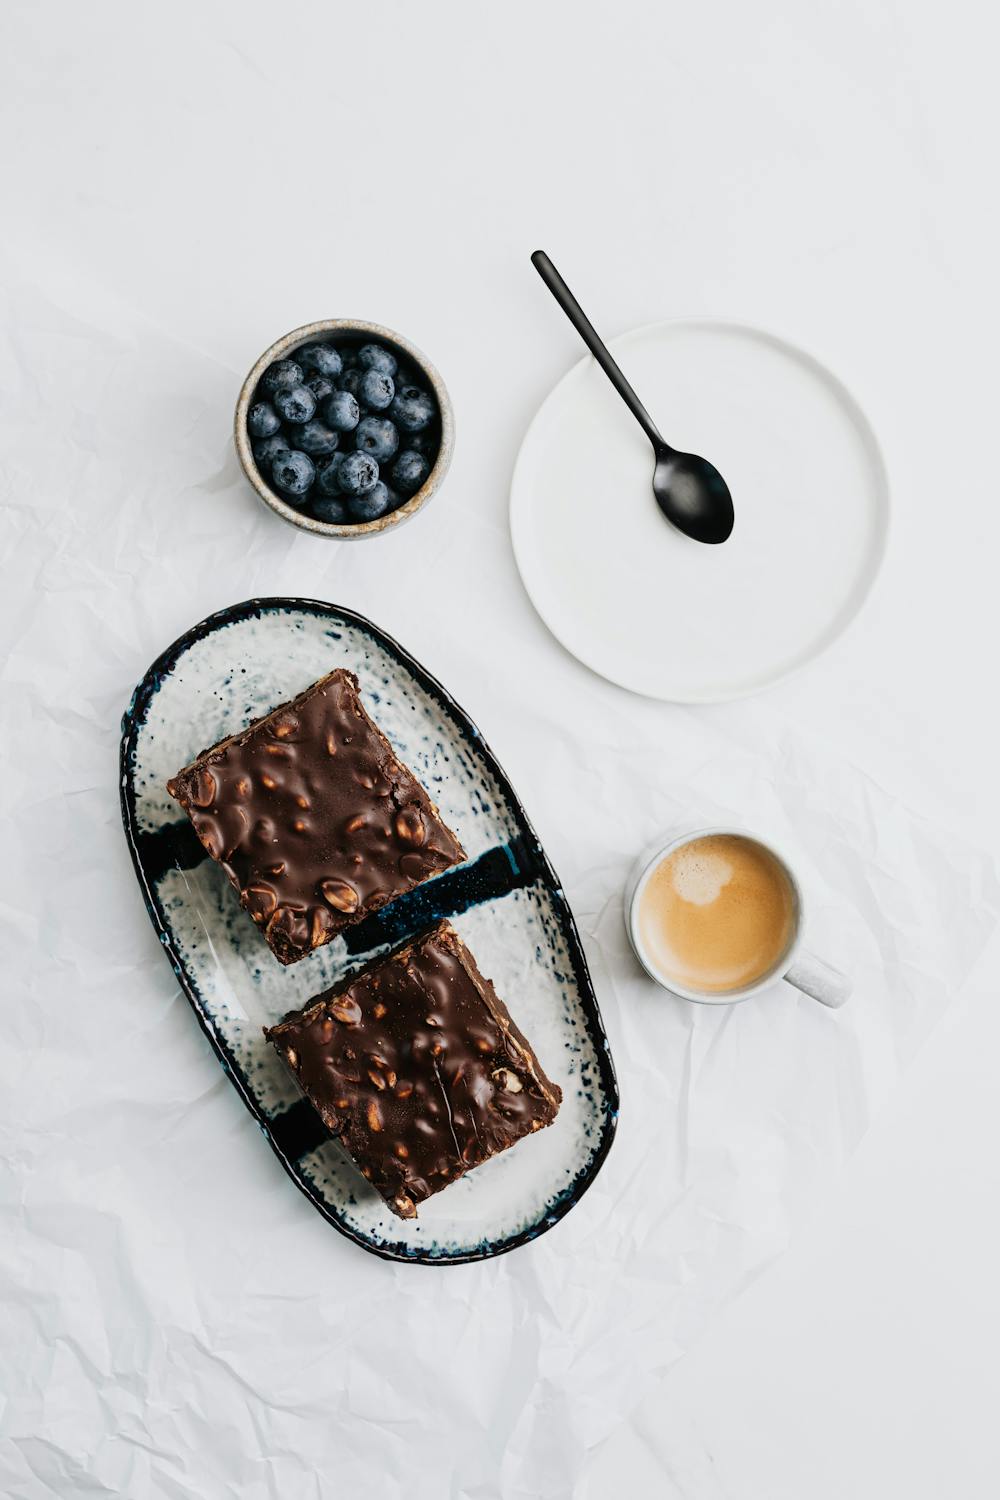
234,318,454,539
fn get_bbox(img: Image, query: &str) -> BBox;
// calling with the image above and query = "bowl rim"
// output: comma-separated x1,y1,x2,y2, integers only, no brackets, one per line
234,318,454,539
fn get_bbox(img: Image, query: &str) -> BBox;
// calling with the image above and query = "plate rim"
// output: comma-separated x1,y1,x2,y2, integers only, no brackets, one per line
120,596,620,1266
509,315,892,703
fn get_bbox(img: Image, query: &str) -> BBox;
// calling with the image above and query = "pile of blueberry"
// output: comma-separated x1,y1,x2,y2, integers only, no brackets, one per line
246,337,440,526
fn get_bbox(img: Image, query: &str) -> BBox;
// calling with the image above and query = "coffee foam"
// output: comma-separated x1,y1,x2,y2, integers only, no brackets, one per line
668,846,733,906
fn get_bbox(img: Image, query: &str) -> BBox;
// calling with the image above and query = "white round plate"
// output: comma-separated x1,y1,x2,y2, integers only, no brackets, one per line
510,320,889,702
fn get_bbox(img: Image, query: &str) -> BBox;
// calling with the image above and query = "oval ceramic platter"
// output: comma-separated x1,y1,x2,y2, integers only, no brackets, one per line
120,598,618,1265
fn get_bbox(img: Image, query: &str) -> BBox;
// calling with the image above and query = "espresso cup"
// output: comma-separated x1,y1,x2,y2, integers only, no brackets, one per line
625,827,851,1008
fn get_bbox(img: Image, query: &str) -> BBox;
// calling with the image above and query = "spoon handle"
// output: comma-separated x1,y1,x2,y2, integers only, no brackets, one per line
531,250,665,450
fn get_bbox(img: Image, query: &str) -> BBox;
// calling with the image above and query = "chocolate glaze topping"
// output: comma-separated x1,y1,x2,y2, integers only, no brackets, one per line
167,670,464,964
266,922,562,1217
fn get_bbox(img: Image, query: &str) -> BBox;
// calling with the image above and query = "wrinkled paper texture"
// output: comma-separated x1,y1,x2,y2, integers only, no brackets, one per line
1,279,998,1500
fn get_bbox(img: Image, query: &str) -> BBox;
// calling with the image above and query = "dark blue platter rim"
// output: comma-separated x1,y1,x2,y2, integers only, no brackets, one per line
119,596,620,1265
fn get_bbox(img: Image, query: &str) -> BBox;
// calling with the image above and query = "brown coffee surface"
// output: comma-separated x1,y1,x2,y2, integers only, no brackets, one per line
639,834,796,994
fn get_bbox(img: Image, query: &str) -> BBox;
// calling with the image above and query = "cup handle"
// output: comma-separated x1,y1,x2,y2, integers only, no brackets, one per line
784,950,852,1008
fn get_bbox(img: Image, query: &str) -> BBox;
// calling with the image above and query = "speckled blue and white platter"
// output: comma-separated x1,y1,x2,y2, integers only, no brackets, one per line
120,598,619,1264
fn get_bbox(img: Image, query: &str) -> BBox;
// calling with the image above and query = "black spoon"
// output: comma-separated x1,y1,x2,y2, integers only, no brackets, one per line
531,250,735,545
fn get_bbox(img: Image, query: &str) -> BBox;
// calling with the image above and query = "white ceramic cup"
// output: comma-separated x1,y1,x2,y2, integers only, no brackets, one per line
624,827,852,1008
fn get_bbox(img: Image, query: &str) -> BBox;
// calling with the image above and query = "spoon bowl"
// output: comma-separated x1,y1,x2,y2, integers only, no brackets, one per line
652,443,734,544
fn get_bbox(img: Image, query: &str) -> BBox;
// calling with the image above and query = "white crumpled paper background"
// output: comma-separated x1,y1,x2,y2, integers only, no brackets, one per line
2,5,998,1496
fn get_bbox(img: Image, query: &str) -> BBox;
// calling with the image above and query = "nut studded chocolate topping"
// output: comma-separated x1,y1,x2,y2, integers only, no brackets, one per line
166,670,465,965
265,922,562,1218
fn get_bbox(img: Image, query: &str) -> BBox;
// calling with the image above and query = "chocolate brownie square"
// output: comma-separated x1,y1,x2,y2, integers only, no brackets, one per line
265,922,562,1217
167,670,464,964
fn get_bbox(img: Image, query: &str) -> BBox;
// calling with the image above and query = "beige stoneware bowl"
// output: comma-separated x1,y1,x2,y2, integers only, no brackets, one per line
235,318,454,539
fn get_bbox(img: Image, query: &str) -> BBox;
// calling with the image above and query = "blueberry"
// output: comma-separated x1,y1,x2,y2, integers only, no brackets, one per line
274,385,317,424
392,449,430,495
295,419,340,456
347,481,392,522
323,389,361,432
408,428,438,456
298,343,343,379
253,432,291,467
316,452,347,495
304,372,335,402
354,415,399,464
338,369,364,398
271,449,315,500
261,359,304,394
357,343,398,377
311,493,351,525
390,384,435,433
338,451,379,495
247,400,280,438
384,485,404,512
357,369,395,411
